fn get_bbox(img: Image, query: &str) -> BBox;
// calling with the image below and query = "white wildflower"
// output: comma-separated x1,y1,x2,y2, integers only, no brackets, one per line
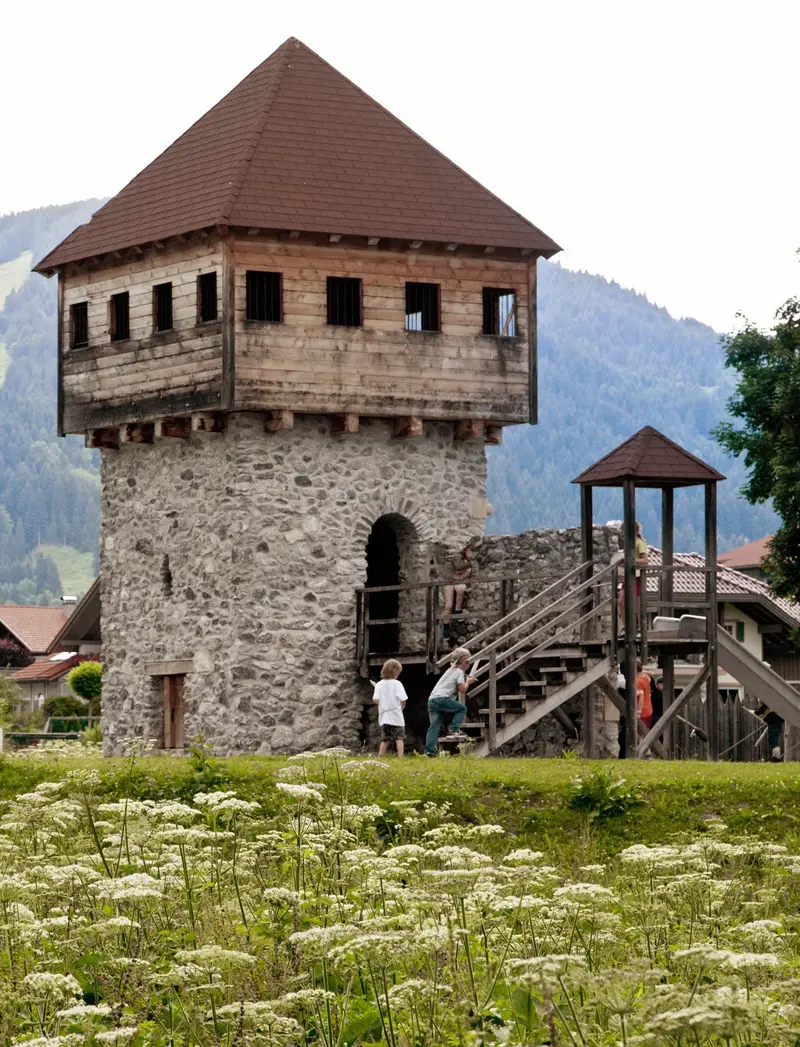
275,782,325,802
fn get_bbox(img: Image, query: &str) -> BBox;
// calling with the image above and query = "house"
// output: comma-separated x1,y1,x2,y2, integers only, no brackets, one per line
9,653,89,710
0,605,75,663
34,38,559,755
719,536,773,581
47,579,101,656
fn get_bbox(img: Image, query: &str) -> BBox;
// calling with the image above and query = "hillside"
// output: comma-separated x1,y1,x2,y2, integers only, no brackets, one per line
0,201,103,604
0,202,776,604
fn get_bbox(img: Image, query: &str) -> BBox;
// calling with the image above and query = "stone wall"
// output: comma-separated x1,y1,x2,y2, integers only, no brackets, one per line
100,413,488,755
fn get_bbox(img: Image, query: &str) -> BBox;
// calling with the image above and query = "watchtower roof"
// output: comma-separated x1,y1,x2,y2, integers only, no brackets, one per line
36,37,560,272
573,425,725,488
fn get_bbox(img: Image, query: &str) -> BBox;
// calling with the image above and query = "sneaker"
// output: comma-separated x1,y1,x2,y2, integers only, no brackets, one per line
448,732,469,742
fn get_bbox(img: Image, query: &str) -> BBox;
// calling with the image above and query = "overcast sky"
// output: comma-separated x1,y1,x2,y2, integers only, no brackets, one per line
3,0,797,333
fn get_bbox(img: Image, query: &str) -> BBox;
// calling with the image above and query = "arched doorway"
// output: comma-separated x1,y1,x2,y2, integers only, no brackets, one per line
365,516,403,653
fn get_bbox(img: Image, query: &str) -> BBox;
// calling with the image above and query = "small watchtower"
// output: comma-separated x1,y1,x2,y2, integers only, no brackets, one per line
35,38,559,754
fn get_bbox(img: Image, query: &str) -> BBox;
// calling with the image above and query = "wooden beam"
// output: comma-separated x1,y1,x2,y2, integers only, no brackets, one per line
86,428,120,450
484,425,503,446
331,413,359,436
455,419,484,441
705,481,720,760
191,413,226,434
622,478,638,758
393,416,423,439
56,273,64,438
265,409,294,433
528,261,538,424
147,659,194,676
154,417,191,440
221,239,235,410
120,423,155,444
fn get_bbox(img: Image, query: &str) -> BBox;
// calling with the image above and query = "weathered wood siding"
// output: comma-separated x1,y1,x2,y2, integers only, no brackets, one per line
61,244,223,432
232,241,531,423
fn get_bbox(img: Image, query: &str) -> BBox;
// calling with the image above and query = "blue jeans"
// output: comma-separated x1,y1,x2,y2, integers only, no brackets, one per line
426,696,467,754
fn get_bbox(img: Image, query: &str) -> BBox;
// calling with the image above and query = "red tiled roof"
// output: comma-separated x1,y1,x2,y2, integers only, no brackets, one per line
0,606,74,655
36,38,560,271
646,548,800,628
573,426,725,488
10,654,89,683
719,536,773,570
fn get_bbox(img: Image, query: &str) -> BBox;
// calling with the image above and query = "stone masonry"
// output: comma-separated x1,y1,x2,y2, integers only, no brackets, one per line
100,413,488,755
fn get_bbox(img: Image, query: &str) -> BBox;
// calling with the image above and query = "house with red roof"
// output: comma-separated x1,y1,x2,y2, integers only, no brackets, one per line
0,605,75,663
9,653,91,709
719,536,773,581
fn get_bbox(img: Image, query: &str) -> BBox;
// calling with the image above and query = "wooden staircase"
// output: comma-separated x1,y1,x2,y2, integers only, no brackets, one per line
441,561,616,757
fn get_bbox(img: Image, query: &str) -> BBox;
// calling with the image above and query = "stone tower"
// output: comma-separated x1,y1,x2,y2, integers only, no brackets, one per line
35,38,560,754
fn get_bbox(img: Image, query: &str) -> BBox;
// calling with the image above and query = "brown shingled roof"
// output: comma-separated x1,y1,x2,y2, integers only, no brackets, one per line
573,426,725,488
719,535,773,570
10,654,90,684
36,38,560,272
0,606,73,656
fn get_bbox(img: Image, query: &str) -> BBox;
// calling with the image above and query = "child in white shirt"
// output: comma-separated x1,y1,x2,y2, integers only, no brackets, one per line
373,658,408,757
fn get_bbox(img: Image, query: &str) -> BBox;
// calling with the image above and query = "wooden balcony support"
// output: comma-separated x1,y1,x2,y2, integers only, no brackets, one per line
331,413,359,436
154,417,191,440
191,412,226,434
120,422,155,444
265,409,294,433
86,427,120,450
393,416,423,439
455,419,484,441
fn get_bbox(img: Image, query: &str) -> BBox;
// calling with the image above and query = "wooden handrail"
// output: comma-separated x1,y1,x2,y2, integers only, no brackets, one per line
437,561,614,668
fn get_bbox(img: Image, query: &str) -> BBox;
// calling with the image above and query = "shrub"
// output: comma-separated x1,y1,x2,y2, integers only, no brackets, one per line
43,694,86,720
567,767,644,821
0,676,22,716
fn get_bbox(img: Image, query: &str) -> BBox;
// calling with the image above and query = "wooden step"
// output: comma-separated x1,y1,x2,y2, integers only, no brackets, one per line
519,680,547,690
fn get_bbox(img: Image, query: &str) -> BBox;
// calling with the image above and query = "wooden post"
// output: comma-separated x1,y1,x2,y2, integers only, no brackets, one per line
528,261,538,424
57,273,65,437
623,479,639,758
661,488,675,757
580,485,594,639
705,482,719,760
488,650,497,753
221,239,235,410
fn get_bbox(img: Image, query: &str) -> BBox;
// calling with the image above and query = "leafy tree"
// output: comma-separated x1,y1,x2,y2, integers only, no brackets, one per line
0,638,33,668
713,299,800,601
0,676,22,721
67,659,102,716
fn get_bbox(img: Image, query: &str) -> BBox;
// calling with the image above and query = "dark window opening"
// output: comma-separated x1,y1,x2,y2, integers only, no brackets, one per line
161,554,173,597
110,292,130,342
482,288,516,336
163,674,185,749
405,282,439,332
198,272,218,322
327,276,362,327
246,270,281,322
70,302,88,349
153,282,173,332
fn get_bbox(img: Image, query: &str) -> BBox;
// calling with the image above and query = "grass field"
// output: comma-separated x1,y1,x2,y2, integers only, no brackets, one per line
37,542,96,596
2,748,800,1045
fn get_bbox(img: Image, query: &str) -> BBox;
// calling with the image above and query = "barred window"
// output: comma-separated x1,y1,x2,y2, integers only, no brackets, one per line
482,288,516,336
327,276,362,327
405,282,439,332
110,292,130,342
246,271,281,322
70,302,88,349
153,282,173,332
198,272,218,322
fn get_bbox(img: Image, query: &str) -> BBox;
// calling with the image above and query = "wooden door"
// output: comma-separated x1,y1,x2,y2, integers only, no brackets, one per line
163,675,185,749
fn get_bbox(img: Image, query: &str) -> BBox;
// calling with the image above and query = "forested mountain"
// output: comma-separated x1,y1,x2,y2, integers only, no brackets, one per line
0,202,776,604
0,202,103,604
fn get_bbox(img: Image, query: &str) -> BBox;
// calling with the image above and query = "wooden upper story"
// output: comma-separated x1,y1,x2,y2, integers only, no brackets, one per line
58,232,535,435
38,38,559,441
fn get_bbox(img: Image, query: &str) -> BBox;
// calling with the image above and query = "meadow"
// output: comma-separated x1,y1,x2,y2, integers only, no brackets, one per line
2,746,800,1046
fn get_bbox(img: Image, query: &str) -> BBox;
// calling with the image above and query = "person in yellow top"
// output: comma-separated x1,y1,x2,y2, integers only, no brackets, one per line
615,521,649,630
